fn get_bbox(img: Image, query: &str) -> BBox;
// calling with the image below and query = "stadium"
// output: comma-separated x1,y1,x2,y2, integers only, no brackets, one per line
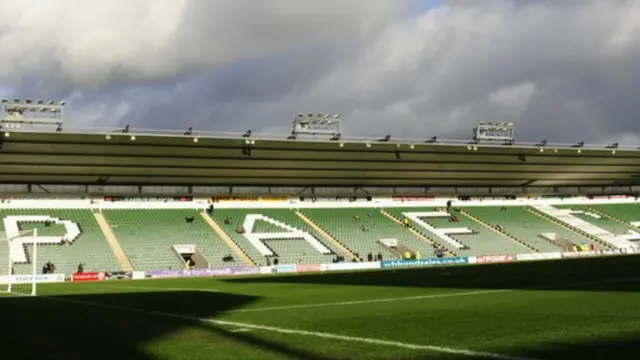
1,100,640,360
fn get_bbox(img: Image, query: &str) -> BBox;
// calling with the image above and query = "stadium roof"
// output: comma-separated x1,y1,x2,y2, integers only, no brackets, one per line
0,128,639,188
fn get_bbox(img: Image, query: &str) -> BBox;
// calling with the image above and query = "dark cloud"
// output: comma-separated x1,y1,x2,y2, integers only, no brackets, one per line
1,0,640,145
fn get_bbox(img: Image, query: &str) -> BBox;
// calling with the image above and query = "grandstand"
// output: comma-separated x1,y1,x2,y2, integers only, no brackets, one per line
0,125,640,275
2,121,640,360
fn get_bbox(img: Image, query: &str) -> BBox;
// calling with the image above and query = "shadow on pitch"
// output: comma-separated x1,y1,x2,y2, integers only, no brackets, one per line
2,289,640,360
224,254,640,293
0,290,334,360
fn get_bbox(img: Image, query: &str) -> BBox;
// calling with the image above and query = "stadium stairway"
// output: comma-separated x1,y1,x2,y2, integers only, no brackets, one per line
380,209,456,257
526,206,613,250
295,211,359,261
586,206,640,232
459,209,539,253
379,240,407,258
94,212,133,272
200,213,255,266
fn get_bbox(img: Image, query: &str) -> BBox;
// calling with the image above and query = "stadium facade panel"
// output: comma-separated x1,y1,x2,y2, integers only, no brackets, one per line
0,130,638,189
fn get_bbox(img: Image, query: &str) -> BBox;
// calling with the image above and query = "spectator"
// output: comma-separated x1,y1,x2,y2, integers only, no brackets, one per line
77,262,84,273
367,252,373,262
377,252,383,261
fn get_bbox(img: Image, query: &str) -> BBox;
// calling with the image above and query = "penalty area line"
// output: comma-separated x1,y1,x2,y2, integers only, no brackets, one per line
40,295,536,360
228,289,512,313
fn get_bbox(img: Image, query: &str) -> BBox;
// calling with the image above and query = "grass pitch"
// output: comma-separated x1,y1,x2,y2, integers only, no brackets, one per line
2,255,640,360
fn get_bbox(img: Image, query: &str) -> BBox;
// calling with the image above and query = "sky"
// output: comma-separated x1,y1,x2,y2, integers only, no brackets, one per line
0,0,639,144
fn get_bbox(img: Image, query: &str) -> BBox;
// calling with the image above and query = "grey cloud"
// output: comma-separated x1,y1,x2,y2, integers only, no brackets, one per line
2,0,640,145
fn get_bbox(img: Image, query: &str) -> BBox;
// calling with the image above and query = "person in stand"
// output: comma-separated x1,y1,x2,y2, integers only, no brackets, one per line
77,262,85,273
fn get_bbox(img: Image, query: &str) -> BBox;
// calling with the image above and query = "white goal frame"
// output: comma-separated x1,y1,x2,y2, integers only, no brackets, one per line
5,228,38,296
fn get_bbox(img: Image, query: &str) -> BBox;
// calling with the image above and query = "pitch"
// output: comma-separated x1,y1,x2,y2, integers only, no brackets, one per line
2,255,640,360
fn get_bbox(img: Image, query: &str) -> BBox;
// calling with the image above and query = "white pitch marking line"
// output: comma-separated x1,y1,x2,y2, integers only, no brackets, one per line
228,275,640,314
228,289,512,313
230,328,252,333
93,285,219,293
42,295,536,360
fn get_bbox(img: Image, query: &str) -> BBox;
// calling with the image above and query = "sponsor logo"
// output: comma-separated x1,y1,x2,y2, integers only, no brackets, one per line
561,251,597,258
475,254,515,264
274,265,297,274
0,273,64,285
380,257,468,269
516,252,562,261
213,196,288,202
72,272,106,282
149,267,260,278
392,196,435,201
323,262,381,272
296,264,322,273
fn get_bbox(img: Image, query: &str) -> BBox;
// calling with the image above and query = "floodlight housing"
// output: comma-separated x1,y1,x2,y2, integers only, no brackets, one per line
473,121,515,143
1,97,66,126
292,112,341,137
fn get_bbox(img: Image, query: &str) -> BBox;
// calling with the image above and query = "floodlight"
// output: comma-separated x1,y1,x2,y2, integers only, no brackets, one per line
473,146,478,151
365,142,371,148
130,135,135,141
333,114,340,119
297,113,304,118
409,144,415,149
339,142,344,147
612,149,616,155
193,138,198,143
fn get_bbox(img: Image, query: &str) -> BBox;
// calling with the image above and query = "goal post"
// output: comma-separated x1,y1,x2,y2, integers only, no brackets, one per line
1,228,38,297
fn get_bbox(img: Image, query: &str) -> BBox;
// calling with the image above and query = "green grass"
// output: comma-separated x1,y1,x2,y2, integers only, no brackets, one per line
3,255,640,360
